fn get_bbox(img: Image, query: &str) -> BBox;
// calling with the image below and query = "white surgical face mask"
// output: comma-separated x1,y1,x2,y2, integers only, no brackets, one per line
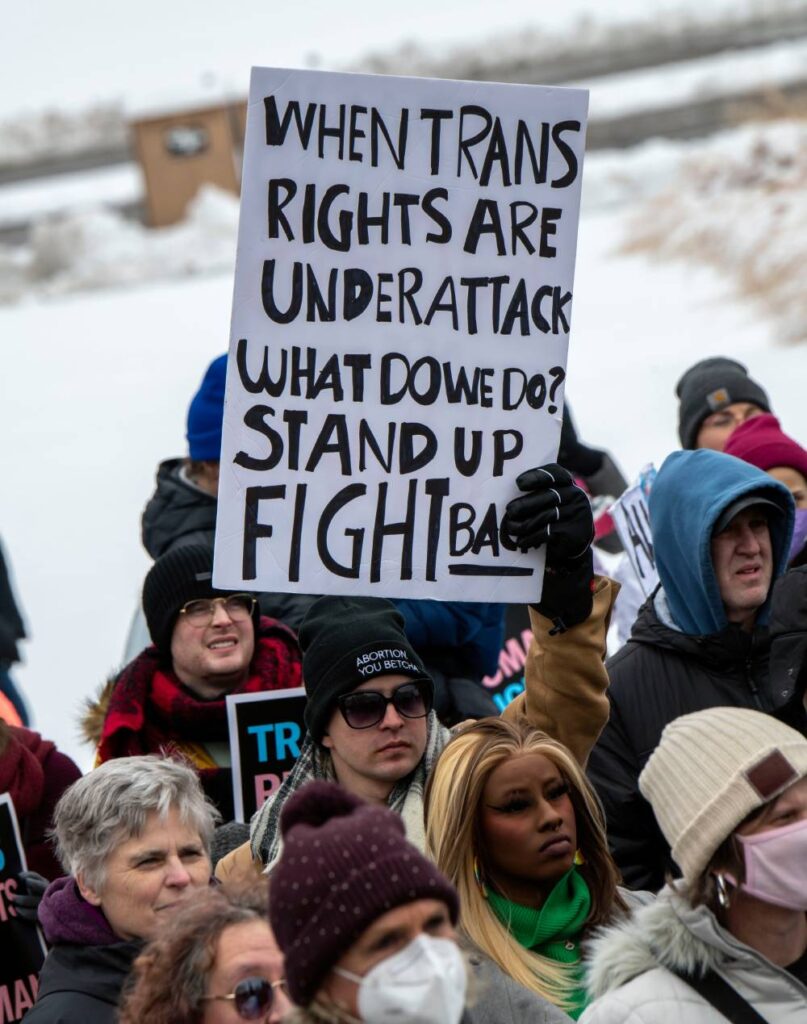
736,817,807,911
335,934,467,1024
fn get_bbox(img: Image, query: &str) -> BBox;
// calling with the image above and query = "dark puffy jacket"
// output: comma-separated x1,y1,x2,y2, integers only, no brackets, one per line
588,597,780,891
588,450,796,892
24,941,140,1024
770,564,807,734
141,458,317,631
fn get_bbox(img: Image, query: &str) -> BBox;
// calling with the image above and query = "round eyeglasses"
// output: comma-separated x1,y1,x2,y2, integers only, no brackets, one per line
178,594,256,627
200,977,287,1020
336,680,433,730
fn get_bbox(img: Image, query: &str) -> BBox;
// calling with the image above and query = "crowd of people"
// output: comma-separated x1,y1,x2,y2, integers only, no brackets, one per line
2,353,807,1022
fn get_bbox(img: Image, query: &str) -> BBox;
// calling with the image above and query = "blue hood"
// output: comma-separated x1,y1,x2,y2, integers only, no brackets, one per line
649,450,794,635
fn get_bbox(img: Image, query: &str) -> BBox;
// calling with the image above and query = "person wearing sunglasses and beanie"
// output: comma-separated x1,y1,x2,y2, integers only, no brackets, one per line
119,885,291,1024
83,544,301,819
581,707,807,1023
216,462,620,887
269,779,572,1024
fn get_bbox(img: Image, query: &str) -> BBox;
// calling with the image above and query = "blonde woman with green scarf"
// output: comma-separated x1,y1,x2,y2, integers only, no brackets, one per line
425,719,649,1019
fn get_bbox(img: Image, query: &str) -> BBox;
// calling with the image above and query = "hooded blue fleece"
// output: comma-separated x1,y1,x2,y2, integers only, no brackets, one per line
649,450,794,635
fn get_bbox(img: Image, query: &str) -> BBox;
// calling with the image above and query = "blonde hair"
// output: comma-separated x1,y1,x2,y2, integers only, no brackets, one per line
424,718,624,1014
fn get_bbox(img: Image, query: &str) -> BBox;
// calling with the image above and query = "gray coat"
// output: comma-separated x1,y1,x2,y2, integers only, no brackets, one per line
465,951,573,1024
580,886,807,1023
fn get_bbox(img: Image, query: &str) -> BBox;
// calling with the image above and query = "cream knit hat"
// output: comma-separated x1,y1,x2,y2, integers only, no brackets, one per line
639,707,807,882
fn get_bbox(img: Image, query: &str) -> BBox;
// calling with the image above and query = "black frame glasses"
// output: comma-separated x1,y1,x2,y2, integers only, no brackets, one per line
200,977,286,1020
178,594,256,627
337,679,433,730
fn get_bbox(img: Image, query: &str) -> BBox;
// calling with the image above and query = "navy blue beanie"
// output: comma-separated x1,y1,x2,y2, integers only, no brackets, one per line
186,355,227,461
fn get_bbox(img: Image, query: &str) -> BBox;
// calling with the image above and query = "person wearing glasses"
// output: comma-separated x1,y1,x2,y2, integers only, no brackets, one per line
84,544,301,819
217,462,617,886
119,885,291,1024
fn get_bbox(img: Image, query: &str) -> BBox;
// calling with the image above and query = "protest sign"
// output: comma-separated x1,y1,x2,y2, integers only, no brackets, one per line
215,67,588,603
481,604,533,711
611,477,659,598
227,688,307,822
0,794,45,1022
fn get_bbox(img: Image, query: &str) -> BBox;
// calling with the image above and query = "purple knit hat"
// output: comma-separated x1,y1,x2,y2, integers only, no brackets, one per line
268,781,459,1007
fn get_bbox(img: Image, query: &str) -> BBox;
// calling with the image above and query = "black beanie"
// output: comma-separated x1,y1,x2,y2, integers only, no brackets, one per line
142,544,258,655
676,357,770,449
298,596,432,742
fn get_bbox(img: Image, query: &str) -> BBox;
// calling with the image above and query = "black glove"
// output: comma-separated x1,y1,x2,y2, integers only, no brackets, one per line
501,464,595,631
10,870,48,924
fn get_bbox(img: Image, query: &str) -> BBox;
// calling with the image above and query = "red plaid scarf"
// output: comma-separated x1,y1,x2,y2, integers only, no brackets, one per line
98,617,301,771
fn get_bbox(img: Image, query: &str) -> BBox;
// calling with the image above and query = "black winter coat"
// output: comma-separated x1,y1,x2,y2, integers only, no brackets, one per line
24,940,141,1023
587,595,783,892
141,459,317,631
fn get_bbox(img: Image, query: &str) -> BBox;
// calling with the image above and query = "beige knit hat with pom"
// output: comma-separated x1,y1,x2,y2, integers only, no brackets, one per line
639,707,807,882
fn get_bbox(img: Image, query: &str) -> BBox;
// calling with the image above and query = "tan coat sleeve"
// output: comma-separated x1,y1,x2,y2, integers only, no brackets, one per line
214,839,266,892
501,575,619,768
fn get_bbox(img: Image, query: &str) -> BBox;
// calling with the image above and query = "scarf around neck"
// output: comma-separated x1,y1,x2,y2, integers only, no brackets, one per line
488,867,592,1018
250,711,448,870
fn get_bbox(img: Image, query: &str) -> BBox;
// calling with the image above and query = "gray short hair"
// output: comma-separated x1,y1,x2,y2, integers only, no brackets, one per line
53,755,220,891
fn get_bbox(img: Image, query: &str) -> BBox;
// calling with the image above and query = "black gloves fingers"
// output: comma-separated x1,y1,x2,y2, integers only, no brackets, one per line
10,870,48,923
501,463,594,565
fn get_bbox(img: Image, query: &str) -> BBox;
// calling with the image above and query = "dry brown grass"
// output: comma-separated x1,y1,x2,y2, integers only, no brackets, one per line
621,109,807,344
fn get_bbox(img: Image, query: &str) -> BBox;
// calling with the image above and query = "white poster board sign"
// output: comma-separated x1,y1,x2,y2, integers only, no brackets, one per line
215,67,588,602
611,482,659,598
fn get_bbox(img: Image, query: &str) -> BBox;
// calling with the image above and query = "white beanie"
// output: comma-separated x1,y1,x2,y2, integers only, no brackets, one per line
639,707,807,882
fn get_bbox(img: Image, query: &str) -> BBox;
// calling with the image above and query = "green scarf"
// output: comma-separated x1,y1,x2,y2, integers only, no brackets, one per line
488,867,591,1019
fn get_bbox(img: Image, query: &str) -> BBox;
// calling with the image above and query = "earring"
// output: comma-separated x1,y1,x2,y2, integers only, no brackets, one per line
574,849,585,866
473,857,488,899
715,873,731,910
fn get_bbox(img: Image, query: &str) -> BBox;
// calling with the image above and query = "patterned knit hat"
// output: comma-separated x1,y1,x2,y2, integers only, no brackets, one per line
639,707,807,882
675,357,770,450
268,781,459,1007
142,544,258,655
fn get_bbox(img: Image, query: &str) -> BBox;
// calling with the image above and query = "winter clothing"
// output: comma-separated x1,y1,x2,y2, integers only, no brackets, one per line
639,707,807,882
393,598,505,680
298,596,431,742
141,458,218,561
588,451,796,891
186,354,227,461
250,709,446,872
269,780,460,1007
26,876,141,1024
580,886,807,1023
215,574,620,885
87,617,301,820
724,413,807,480
141,543,260,656
0,537,26,665
0,726,81,880
489,868,592,1019
466,952,575,1023
675,357,771,450
770,565,807,734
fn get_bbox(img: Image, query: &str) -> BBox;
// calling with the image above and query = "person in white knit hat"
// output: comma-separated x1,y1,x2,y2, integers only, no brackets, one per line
580,706,807,1023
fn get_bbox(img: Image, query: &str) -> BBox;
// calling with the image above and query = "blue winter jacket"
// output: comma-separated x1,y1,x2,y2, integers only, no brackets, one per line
649,449,795,635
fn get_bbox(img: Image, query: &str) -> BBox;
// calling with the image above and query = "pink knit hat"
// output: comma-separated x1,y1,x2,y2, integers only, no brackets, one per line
725,414,807,479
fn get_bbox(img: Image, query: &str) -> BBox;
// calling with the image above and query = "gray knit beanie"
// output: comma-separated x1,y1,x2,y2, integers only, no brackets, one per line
639,707,807,882
675,357,770,449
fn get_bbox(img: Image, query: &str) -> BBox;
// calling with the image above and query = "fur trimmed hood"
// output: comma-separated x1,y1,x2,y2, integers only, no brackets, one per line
81,677,116,747
585,888,742,1001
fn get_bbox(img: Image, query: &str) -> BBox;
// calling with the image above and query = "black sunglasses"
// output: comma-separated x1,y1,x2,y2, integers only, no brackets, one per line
201,977,286,1020
337,679,432,730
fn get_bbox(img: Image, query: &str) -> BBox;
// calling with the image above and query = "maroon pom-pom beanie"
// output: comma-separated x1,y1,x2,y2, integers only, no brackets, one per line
268,780,459,1007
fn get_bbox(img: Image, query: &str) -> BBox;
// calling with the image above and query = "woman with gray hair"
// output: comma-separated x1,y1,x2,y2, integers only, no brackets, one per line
25,755,218,1024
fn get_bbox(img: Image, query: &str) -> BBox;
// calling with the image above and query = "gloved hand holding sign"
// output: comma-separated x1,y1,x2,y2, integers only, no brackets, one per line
501,463,595,631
